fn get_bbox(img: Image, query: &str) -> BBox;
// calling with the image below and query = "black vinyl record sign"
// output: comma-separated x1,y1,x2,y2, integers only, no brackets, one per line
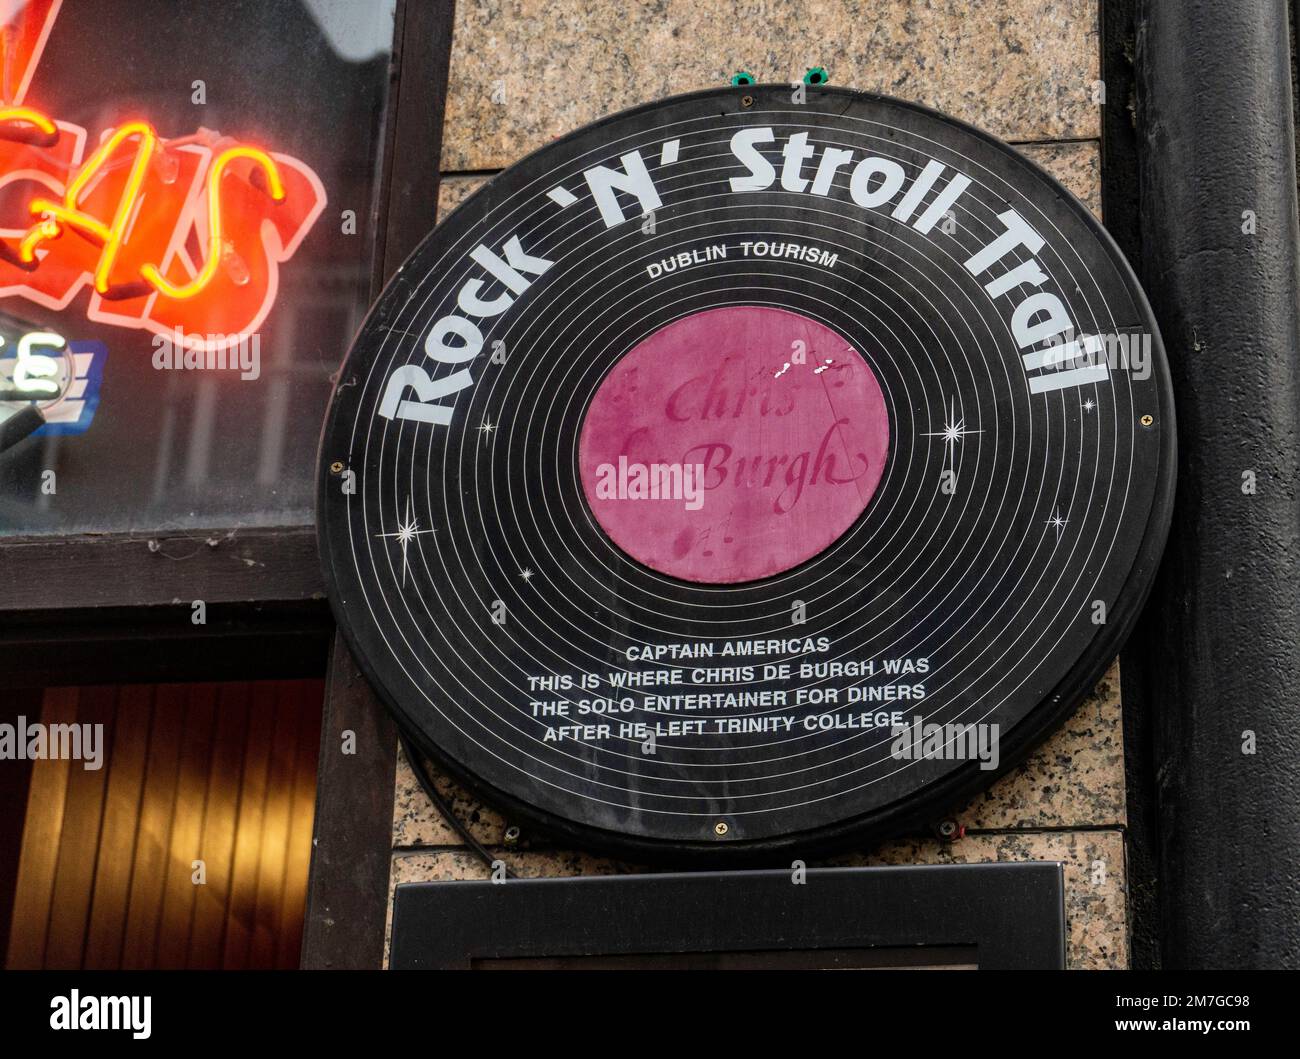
318,86,1174,860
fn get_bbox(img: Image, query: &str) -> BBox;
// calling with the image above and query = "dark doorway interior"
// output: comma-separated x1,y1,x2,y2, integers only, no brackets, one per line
4,679,323,969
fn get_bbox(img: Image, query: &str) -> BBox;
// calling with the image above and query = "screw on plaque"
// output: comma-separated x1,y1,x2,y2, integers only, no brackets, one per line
714,821,729,836
330,460,345,474
1140,414,1154,427
933,818,965,842
503,825,521,848
803,66,829,86
730,70,756,86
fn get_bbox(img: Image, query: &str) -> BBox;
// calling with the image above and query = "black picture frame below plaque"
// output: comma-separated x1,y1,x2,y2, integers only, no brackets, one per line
389,863,1067,970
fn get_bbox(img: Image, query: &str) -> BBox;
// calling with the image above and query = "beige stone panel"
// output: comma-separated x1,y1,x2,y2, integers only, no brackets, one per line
1019,140,1102,218
957,657,1124,829
436,174,487,218
441,0,1101,172
387,828,1127,968
393,741,507,848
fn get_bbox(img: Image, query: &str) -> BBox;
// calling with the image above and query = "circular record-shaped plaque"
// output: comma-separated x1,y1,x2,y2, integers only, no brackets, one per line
318,86,1174,860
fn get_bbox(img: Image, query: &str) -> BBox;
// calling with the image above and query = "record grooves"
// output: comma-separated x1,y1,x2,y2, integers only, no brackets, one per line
318,86,1174,860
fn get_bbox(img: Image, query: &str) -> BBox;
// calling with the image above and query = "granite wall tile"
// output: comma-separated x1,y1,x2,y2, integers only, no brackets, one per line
442,0,1101,172
393,742,507,848
1020,140,1102,218
957,658,1124,829
436,174,486,217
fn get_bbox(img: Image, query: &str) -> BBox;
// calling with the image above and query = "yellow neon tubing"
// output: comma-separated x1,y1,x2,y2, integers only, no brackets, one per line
140,146,285,300
0,107,57,137
23,121,157,293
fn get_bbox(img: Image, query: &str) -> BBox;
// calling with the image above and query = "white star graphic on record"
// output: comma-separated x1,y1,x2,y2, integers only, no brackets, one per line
923,396,982,481
376,496,436,586
1046,507,1069,542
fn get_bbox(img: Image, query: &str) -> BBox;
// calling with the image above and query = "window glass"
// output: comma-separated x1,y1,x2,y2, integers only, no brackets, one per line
0,0,396,535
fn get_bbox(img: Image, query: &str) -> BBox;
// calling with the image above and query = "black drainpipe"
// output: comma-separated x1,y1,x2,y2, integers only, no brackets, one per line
1135,0,1300,968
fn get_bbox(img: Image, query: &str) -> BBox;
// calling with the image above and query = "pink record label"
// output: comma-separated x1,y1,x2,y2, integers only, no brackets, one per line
579,306,891,583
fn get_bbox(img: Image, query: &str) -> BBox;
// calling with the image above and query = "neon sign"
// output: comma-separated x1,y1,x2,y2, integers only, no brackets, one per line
0,0,325,353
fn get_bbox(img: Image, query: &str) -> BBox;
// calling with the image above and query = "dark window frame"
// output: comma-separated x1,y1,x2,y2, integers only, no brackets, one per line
0,0,456,700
